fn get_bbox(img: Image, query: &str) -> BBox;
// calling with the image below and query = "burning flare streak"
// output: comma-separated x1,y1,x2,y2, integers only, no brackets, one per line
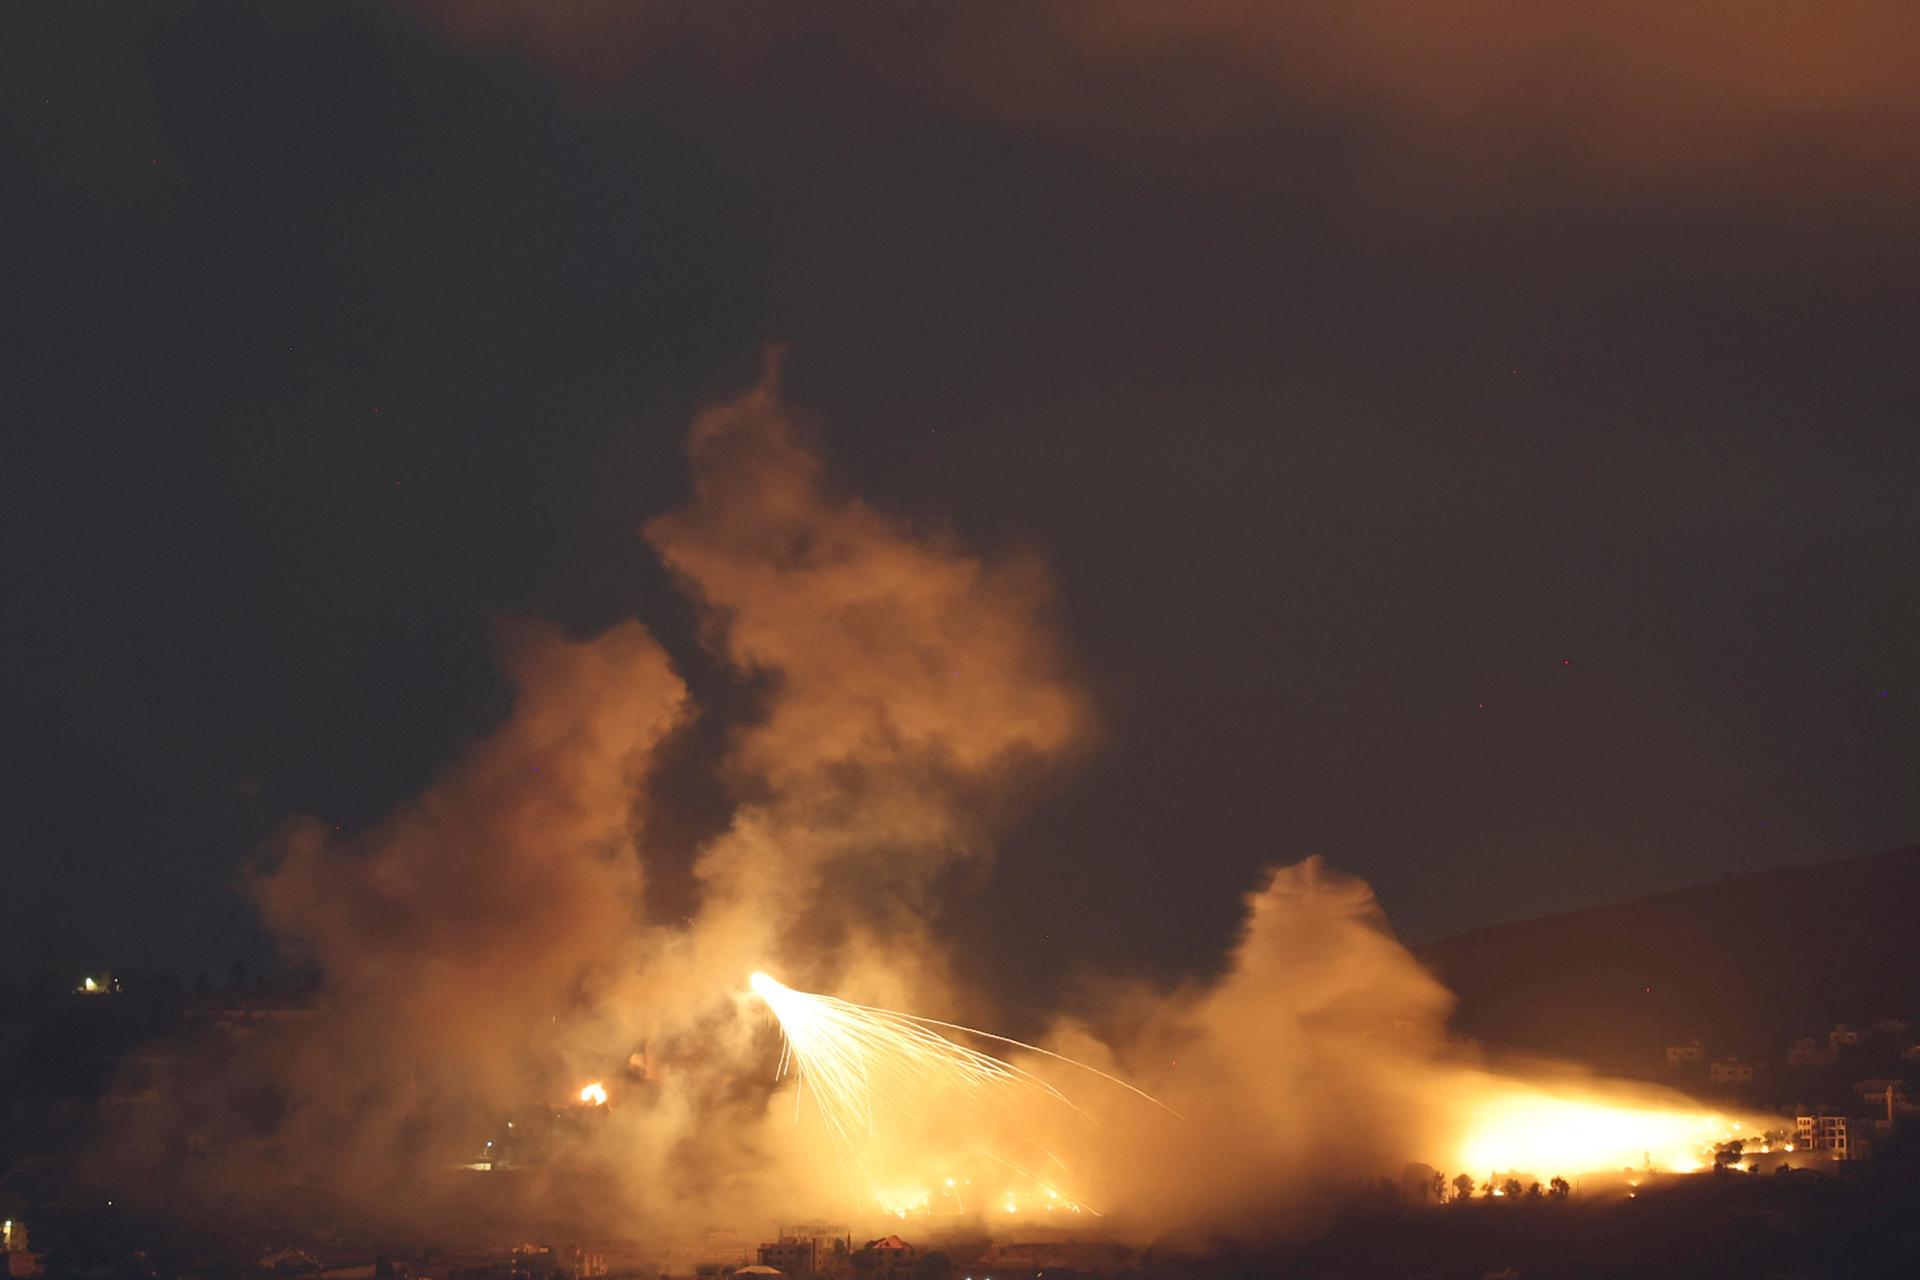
747,971,1169,1212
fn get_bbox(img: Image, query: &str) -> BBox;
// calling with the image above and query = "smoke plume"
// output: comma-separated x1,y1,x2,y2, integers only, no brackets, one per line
400,0,1920,214
151,363,1088,1235
129,366,1759,1243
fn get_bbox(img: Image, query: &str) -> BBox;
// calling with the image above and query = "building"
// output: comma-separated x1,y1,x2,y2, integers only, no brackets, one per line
774,1222,850,1274
1664,1039,1705,1066
1853,1078,1907,1108
1828,1024,1861,1050
3,1217,41,1279
1795,1114,1869,1161
699,1232,756,1269
980,1242,1138,1274
186,993,321,1041
858,1237,915,1279
1787,1037,1836,1067
1709,1058,1755,1084
758,1240,818,1276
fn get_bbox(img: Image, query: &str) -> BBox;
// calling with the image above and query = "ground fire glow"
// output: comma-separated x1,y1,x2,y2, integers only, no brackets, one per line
747,971,1172,1214
749,970,1760,1209
1448,1082,1767,1179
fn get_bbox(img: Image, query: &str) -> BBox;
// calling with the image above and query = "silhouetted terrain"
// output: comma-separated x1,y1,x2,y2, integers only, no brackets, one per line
1418,844,1920,1074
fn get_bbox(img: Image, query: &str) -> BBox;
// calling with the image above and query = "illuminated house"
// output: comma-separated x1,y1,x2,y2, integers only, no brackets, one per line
1795,1115,1857,1159
1664,1039,1705,1066
859,1237,915,1279
1708,1058,1755,1084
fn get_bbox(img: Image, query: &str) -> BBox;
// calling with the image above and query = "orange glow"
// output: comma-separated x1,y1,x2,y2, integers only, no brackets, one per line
578,1081,608,1106
1453,1087,1766,1177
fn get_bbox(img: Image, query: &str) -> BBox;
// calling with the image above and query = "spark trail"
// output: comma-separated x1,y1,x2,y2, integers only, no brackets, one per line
747,971,1171,1209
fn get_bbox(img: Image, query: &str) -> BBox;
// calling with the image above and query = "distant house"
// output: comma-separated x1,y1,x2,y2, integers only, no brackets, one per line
758,1240,817,1276
1709,1058,1756,1084
1796,1114,1854,1158
1828,1024,1861,1050
1795,1114,1876,1161
858,1237,915,1280
1665,1039,1705,1066
1787,1037,1837,1067
982,1242,1137,1273
1853,1079,1908,1115
2,1219,40,1279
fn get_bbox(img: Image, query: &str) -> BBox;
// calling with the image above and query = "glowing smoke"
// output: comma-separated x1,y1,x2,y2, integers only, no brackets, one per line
131,365,1762,1240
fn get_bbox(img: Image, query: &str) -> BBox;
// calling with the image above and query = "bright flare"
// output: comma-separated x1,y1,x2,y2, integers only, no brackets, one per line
1455,1089,1762,1176
578,1081,608,1106
748,971,1082,1146
748,970,1166,1214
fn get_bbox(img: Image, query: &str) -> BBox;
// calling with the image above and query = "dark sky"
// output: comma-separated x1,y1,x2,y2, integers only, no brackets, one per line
4,2,1917,1006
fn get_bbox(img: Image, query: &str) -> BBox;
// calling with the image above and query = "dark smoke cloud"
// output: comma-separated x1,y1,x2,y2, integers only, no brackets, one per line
399,0,1920,215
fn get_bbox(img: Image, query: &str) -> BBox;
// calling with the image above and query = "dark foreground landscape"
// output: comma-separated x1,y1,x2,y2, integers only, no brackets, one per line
8,1142,1920,1280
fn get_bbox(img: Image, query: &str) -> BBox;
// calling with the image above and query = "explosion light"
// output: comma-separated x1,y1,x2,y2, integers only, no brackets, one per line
748,971,1081,1142
747,970,1168,1212
1455,1091,1765,1177
578,1081,608,1106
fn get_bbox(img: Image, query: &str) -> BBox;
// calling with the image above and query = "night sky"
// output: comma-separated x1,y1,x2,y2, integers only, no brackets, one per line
5,3,1917,1009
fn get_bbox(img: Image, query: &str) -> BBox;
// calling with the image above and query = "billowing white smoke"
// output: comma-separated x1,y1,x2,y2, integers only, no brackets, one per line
134,366,1752,1241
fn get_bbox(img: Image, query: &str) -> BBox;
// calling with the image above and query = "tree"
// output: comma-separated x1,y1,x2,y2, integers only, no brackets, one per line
1430,1170,1446,1201
1548,1176,1571,1199
1525,1182,1544,1199
1451,1173,1477,1202
1501,1178,1522,1199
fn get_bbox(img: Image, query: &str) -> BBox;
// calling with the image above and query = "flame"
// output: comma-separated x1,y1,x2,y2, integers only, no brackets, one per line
1454,1087,1764,1176
748,970,1154,1215
872,1186,930,1218
578,1081,608,1106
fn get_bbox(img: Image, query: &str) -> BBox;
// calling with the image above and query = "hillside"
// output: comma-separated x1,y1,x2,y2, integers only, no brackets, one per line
1416,843,1920,1075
